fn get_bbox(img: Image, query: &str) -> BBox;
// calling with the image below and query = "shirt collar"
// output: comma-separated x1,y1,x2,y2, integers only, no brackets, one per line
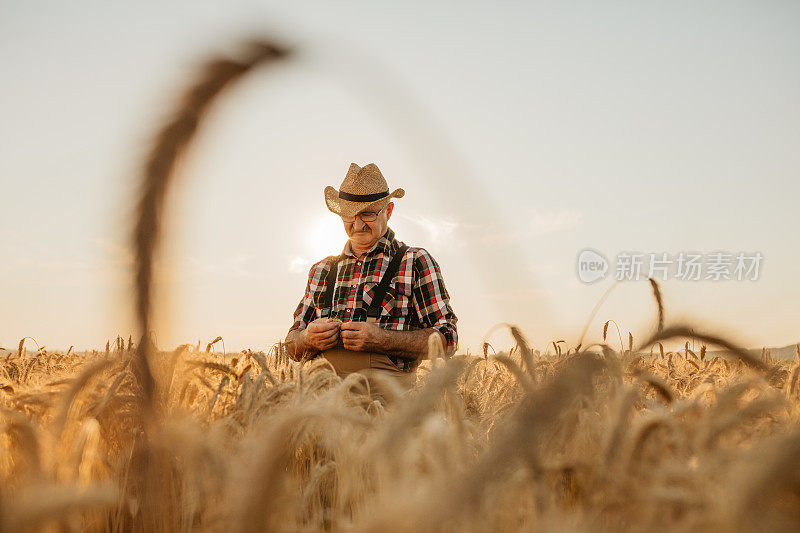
342,227,397,259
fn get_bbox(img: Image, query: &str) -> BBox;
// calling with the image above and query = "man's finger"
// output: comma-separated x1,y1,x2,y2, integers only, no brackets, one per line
310,333,339,349
310,322,339,333
314,328,340,341
316,335,338,348
340,322,363,330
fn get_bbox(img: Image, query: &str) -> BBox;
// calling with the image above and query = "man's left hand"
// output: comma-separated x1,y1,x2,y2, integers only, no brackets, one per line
340,321,384,352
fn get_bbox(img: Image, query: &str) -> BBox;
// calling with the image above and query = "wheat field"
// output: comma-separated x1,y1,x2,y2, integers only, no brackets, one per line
2,327,800,532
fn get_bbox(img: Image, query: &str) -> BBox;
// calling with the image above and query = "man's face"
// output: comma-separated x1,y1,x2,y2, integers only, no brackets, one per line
342,202,394,250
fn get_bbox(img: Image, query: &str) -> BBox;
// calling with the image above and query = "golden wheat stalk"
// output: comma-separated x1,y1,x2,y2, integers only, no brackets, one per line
133,41,289,416
637,324,769,373
648,277,664,333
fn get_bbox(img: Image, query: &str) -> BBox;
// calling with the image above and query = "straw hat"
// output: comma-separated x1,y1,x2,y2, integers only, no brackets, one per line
324,163,405,218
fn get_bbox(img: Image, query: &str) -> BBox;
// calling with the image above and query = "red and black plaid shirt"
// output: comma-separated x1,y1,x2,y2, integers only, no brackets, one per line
288,227,458,371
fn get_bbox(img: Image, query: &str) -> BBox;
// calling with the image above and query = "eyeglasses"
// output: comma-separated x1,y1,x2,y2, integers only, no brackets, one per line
342,205,385,223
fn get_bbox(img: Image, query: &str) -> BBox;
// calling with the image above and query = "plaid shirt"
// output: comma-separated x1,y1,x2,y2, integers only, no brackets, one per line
289,227,458,371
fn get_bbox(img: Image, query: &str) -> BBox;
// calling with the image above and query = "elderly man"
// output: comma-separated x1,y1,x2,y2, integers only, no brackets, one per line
285,163,457,383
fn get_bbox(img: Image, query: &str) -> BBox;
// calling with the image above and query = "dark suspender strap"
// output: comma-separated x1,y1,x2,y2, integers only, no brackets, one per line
320,254,342,317
367,244,409,319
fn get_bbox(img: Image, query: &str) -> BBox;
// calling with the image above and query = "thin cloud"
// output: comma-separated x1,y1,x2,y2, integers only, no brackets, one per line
91,238,134,267
228,253,255,278
399,213,460,243
288,256,310,274
470,208,584,248
528,208,583,236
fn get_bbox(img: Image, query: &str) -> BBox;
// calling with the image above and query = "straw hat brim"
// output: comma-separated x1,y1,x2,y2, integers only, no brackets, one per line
324,186,405,218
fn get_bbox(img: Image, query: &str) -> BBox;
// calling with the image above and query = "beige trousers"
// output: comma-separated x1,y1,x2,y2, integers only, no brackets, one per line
319,348,416,392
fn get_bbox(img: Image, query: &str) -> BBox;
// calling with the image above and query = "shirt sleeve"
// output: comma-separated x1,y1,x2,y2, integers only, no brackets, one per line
288,260,327,334
411,248,458,354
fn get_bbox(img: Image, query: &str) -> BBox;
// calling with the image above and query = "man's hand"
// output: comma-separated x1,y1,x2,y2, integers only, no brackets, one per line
340,321,384,352
303,318,342,352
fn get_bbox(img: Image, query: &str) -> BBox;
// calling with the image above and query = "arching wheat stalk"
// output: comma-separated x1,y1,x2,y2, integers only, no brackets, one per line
133,40,290,416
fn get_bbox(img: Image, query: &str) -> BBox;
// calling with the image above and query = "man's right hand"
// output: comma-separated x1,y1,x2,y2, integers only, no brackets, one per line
302,318,342,352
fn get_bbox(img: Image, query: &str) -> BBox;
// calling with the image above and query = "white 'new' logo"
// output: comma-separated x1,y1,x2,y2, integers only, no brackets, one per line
577,249,608,283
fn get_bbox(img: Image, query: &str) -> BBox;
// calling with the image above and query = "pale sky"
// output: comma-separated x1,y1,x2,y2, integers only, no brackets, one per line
2,0,799,354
